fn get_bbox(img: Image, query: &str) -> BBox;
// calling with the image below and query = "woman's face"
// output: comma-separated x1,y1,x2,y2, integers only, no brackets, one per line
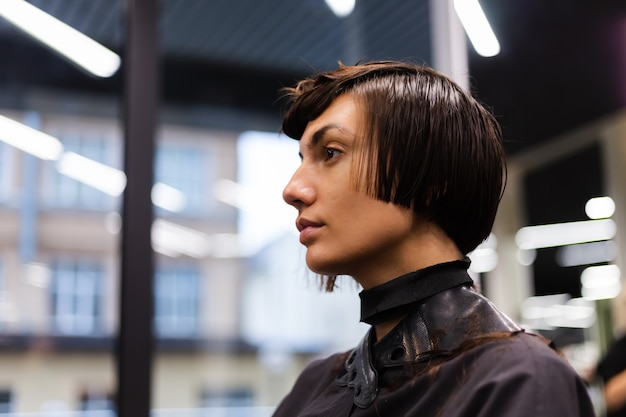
282,94,421,288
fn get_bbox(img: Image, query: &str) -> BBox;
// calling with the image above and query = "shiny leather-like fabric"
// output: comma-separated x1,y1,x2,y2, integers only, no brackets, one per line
336,285,522,408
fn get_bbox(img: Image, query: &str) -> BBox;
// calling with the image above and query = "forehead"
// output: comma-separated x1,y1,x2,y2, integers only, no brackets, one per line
299,94,361,147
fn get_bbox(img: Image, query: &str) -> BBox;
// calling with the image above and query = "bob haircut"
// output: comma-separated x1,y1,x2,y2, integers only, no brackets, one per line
281,61,505,270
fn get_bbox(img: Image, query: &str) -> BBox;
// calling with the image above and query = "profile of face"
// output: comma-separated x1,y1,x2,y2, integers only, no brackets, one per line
282,93,422,289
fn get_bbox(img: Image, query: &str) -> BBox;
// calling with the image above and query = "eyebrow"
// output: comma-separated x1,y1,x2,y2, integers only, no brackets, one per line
299,124,354,159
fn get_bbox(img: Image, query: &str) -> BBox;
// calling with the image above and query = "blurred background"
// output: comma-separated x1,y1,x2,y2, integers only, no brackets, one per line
0,0,624,415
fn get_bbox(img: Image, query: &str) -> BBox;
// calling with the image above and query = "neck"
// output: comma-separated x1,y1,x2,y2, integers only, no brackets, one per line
354,224,463,290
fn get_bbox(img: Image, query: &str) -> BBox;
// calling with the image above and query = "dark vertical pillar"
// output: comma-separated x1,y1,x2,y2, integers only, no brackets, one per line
117,1,159,416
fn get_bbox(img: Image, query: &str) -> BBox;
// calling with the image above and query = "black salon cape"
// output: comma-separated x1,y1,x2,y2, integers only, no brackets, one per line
273,332,594,417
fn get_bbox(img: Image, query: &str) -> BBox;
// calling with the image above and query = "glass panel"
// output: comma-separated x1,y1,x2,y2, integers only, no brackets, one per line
0,390,12,413
0,1,122,414
50,258,103,335
0,142,13,203
155,263,200,338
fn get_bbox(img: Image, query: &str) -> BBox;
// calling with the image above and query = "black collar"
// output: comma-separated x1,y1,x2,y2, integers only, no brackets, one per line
359,258,473,325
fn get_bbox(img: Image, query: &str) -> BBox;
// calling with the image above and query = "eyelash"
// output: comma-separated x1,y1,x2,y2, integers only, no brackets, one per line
324,147,341,161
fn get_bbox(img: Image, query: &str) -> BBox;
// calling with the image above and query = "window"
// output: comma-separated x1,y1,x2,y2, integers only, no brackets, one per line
154,264,200,338
0,261,4,333
201,387,254,409
0,142,13,204
0,390,12,413
44,130,119,211
155,144,212,215
50,258,103,335
80,390,115,413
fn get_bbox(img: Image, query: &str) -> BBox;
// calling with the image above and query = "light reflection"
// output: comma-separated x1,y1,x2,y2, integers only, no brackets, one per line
152,183,187,213
151,219,247,259
556,240,617,267
515,219,616,250
585,196,615,219
57,151,127,197
469,233,498,273
152,219,212,258
581,264,621,300
521,294,597,330
0,115,63,160
214,178,255,211
516,248,536,266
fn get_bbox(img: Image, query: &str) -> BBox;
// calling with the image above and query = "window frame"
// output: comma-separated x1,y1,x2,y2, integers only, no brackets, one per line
49,257,105,336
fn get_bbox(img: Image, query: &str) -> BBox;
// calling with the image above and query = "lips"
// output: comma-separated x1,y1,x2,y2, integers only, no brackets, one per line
296,218,323,232
296,218,323,244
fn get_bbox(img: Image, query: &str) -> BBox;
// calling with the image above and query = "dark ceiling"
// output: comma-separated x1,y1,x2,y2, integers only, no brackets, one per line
470,0,626,155
0,0,625,155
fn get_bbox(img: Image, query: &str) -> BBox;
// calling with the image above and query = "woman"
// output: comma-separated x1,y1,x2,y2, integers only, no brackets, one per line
274,61,594,416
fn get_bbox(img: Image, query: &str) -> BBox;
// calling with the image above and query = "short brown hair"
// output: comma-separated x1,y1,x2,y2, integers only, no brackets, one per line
281,61,505,256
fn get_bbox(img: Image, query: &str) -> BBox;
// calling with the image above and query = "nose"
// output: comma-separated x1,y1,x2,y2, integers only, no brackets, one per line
282,166,315,209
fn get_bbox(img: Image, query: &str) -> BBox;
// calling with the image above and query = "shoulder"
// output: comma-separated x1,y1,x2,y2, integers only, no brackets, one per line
480,331,568,363
460,332,583,387
439,332,595,417
272,351,348,416
293,351,347,387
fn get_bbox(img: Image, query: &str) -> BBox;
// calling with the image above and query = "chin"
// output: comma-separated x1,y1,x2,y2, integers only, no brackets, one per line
305,253,348,277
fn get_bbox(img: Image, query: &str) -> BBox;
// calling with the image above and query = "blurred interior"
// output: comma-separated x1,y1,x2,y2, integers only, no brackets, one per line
0,0,625,415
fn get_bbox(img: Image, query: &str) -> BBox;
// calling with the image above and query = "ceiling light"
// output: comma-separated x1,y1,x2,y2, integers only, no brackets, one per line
56,152,127,196
556,240,617,267
324,0,355,18
581,264,621,300
585,196,615,219
453,0,500,57
0,115,63,160
152,219,212,258
0,0,120,78
152,183,187,213
515,219,616,250
56,152,189,211
469,233,498,273
151,220,247,258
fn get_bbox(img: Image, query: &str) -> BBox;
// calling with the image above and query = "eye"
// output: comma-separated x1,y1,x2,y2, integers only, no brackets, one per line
324,147,341,161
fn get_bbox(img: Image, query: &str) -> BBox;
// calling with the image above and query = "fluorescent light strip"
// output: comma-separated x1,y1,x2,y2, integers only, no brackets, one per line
581,264,621,300
581,264,620,288
324,0,356,17
152,183,187,213
453,0,500,57
57,153,187,212
151,220,246,258
152,219,211,258
0,115,189,211
214,178,256,211
556,240,617,267
0,0,120,78
585,196,615,219
0,115,63,160
515,219,617,250
57,152,127,196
